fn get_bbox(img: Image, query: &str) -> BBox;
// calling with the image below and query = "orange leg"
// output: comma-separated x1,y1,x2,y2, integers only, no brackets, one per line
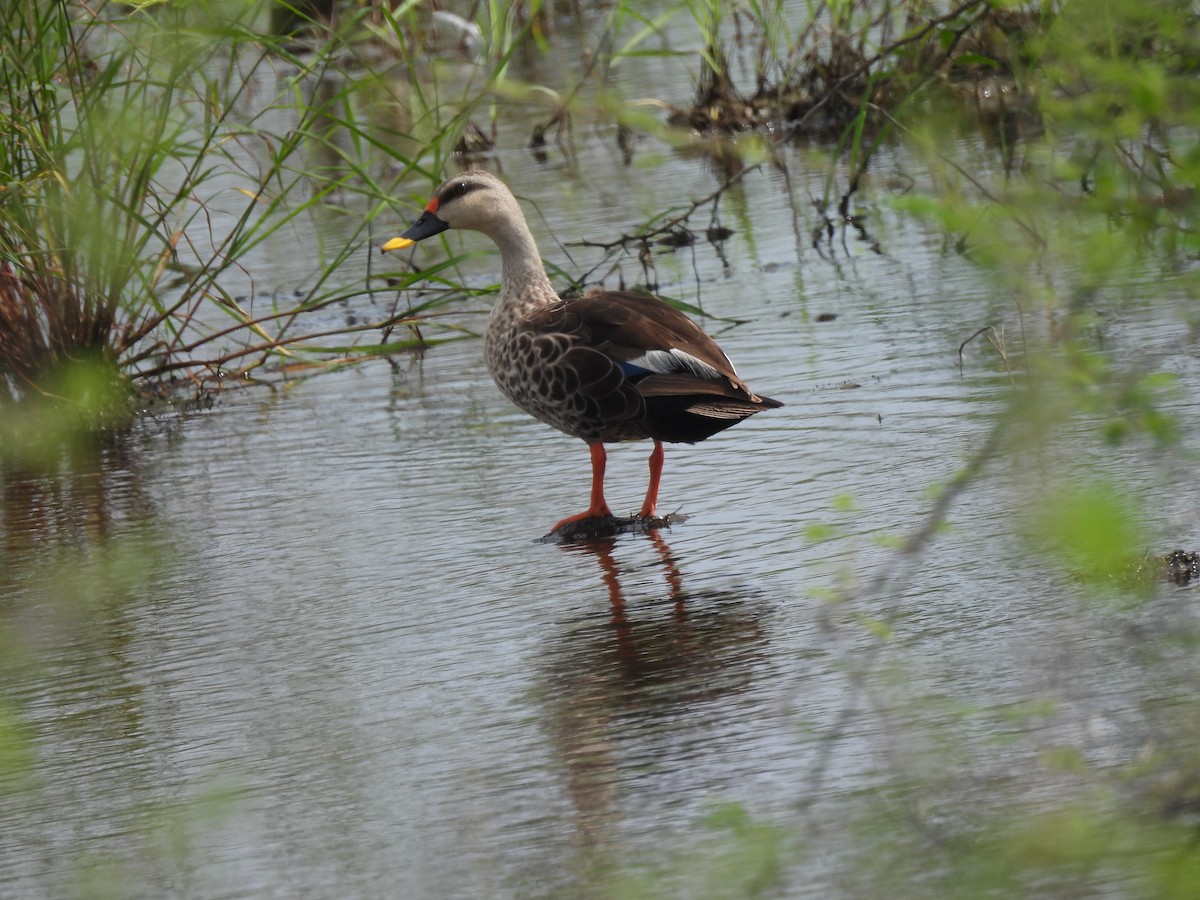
637,440,665,519
552,442,614,530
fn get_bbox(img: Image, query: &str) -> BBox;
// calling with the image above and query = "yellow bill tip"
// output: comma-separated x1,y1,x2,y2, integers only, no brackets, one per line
381,236,415,253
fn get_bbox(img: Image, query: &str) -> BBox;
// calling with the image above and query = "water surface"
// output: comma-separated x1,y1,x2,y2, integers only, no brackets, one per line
4,13,1200,900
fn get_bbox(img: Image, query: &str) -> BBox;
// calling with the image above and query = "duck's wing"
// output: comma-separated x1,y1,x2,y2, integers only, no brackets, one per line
565,291,776,395
523,290,780,443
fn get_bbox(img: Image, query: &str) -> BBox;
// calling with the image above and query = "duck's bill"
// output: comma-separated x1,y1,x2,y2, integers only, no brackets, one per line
381,210,450,252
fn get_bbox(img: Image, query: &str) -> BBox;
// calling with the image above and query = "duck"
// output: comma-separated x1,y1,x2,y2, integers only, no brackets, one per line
382,170,781,534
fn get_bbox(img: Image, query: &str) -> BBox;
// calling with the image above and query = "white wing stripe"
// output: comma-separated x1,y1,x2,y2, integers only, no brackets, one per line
627,348,727,381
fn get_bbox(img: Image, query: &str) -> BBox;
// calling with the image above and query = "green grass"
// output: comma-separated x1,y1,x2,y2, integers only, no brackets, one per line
0,1,480,419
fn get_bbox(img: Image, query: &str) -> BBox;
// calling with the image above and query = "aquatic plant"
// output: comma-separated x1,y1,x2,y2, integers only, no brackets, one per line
0,1,438,420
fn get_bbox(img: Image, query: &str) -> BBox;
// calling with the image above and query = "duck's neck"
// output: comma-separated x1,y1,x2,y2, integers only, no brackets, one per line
492,220,558,314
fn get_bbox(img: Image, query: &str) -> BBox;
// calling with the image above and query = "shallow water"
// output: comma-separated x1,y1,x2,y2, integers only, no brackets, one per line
5,11,1200,900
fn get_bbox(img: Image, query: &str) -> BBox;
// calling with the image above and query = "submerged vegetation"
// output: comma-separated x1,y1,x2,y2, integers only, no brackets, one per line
3,0,1200,895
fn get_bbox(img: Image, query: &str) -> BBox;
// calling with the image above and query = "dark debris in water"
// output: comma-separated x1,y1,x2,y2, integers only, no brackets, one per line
1159,550,1200,586
539,513,687,545
453,120,495,157
1122,550,1200,587
655,228,695,249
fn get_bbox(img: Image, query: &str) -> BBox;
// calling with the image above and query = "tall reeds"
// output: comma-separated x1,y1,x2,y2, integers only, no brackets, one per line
0,2,278,406
0,2,429,417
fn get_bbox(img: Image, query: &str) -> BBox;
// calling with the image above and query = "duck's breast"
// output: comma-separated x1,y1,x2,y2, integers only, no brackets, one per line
483,309,648,442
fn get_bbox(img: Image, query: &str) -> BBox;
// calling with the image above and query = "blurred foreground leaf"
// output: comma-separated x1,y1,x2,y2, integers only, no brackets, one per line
1028,478,1153,595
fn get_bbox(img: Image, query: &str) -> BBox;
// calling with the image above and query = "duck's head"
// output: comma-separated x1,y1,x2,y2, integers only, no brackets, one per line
381,170,519,252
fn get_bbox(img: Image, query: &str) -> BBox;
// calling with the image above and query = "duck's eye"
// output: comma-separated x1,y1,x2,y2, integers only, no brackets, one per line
441,179,485,205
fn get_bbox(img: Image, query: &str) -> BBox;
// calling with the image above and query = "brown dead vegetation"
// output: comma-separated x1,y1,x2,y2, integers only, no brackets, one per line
667,1,1052,139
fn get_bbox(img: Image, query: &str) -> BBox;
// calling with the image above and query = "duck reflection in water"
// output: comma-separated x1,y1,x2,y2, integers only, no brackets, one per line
545,532,770,863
